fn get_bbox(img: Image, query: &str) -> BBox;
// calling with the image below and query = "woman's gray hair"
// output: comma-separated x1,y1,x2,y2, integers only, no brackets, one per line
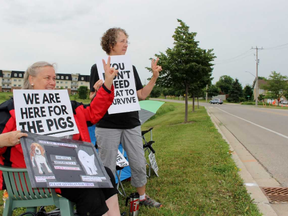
101,28,128,55
23,61,55,89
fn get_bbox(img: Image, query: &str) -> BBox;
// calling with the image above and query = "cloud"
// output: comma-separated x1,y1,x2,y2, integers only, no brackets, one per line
1,0,288,86
0,0,101,26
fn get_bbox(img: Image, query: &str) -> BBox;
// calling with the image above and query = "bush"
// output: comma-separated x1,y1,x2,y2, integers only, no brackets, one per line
78,86,88,99
241,102,255,105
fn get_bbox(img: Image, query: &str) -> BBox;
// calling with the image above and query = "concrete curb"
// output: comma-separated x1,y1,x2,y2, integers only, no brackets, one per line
206,107,278,216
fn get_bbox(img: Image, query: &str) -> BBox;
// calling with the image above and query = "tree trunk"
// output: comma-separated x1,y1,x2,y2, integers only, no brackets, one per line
185,85,188,122
197,97,199,109
192,93,195,112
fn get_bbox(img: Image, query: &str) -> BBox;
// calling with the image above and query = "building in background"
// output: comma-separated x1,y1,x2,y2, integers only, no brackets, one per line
0,70,2,92
56,73,72,94
77,74,90,95
11,71,25,91
0,70,90,94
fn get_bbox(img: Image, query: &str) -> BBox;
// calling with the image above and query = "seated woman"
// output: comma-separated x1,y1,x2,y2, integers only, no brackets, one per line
0,59,120,216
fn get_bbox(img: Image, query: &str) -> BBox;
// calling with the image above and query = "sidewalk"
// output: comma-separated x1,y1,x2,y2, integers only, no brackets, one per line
207,107,288,216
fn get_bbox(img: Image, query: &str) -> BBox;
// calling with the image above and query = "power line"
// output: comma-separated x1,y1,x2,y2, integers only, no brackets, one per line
213,42,288,65
264,42,288,50
214,49,253,63
214,52,253,65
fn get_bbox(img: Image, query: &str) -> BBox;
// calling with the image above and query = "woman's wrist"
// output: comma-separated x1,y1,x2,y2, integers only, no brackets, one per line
104,80,113,90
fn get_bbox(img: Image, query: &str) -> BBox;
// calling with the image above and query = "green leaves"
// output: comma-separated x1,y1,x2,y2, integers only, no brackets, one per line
263,71,288,101
155,19,216,122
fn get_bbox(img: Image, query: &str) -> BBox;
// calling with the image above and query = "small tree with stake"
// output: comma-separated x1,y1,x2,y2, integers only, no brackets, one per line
155,19,215,122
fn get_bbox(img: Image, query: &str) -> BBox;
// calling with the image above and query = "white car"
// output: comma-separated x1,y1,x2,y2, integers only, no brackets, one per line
209,99,223,104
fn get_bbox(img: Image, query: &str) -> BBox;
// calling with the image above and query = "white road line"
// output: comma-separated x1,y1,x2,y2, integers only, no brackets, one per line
216,107,288,140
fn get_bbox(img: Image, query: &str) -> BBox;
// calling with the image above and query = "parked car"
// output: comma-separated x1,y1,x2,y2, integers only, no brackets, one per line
280,100,288,104
209,99,223,104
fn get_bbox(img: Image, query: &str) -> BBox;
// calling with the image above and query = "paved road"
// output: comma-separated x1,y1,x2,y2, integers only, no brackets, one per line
154,99,288,187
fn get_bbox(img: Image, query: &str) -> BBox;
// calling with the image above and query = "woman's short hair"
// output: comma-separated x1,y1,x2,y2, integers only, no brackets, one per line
101,28,128,55
23,61,55,89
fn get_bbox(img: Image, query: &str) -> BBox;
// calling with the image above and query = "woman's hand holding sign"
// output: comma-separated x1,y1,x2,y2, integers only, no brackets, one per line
0,131,28,147
102,56,118,90
93,80,104,92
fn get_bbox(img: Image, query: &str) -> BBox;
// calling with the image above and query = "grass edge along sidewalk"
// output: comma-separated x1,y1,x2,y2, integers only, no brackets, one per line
0,102,262,215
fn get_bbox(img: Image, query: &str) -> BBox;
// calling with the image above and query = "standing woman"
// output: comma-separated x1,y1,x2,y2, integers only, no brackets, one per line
89,28,162,208
0,59,121,216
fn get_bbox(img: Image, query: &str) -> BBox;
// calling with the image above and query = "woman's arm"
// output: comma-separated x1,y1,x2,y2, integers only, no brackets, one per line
89,80,104,100
0,131,28,148
74,57,118,124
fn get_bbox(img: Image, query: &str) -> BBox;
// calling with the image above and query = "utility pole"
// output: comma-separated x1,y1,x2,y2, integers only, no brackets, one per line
251,46,263,107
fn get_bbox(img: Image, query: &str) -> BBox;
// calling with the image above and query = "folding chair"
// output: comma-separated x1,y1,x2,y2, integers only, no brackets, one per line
116,166,126,197
0,165,75,216
115,147,130,197
142,127,157,177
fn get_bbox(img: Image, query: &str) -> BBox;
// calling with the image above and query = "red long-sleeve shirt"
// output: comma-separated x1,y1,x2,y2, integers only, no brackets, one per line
0,85,114,190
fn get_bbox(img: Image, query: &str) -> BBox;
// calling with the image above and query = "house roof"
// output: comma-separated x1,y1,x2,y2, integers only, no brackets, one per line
258,79,268,88
56,73,72,80
11,71,25,78
78,75,90,82
253,78,267,89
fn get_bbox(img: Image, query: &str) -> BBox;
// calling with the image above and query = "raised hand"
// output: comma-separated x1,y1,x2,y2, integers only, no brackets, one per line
151,58,162,79
102,56,118,90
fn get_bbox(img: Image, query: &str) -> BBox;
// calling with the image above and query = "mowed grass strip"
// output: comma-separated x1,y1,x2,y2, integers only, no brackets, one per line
118,102,262,216
0,101,262,215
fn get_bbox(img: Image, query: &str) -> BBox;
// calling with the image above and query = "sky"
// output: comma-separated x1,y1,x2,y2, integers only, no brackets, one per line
1,0,288,87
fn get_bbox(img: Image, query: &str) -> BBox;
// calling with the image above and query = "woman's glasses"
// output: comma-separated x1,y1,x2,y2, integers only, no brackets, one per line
118,39,130,45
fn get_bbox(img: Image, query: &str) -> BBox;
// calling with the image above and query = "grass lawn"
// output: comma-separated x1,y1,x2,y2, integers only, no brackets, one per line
0,92,13,104
0,97,262,215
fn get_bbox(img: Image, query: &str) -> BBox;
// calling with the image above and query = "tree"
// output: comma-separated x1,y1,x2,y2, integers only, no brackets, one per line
227,79,243,103
243,85,253,101
192,88,205,109
207,84,220,98
156,19,215,122
150,85,162,98
162,88,169,98
263,71,288,106
78,86,88,99
258,94,265,101
216,75,233,94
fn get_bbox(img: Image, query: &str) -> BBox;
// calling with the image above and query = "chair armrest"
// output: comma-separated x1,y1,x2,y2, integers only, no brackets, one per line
0,165,27,173
141,127,153,136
